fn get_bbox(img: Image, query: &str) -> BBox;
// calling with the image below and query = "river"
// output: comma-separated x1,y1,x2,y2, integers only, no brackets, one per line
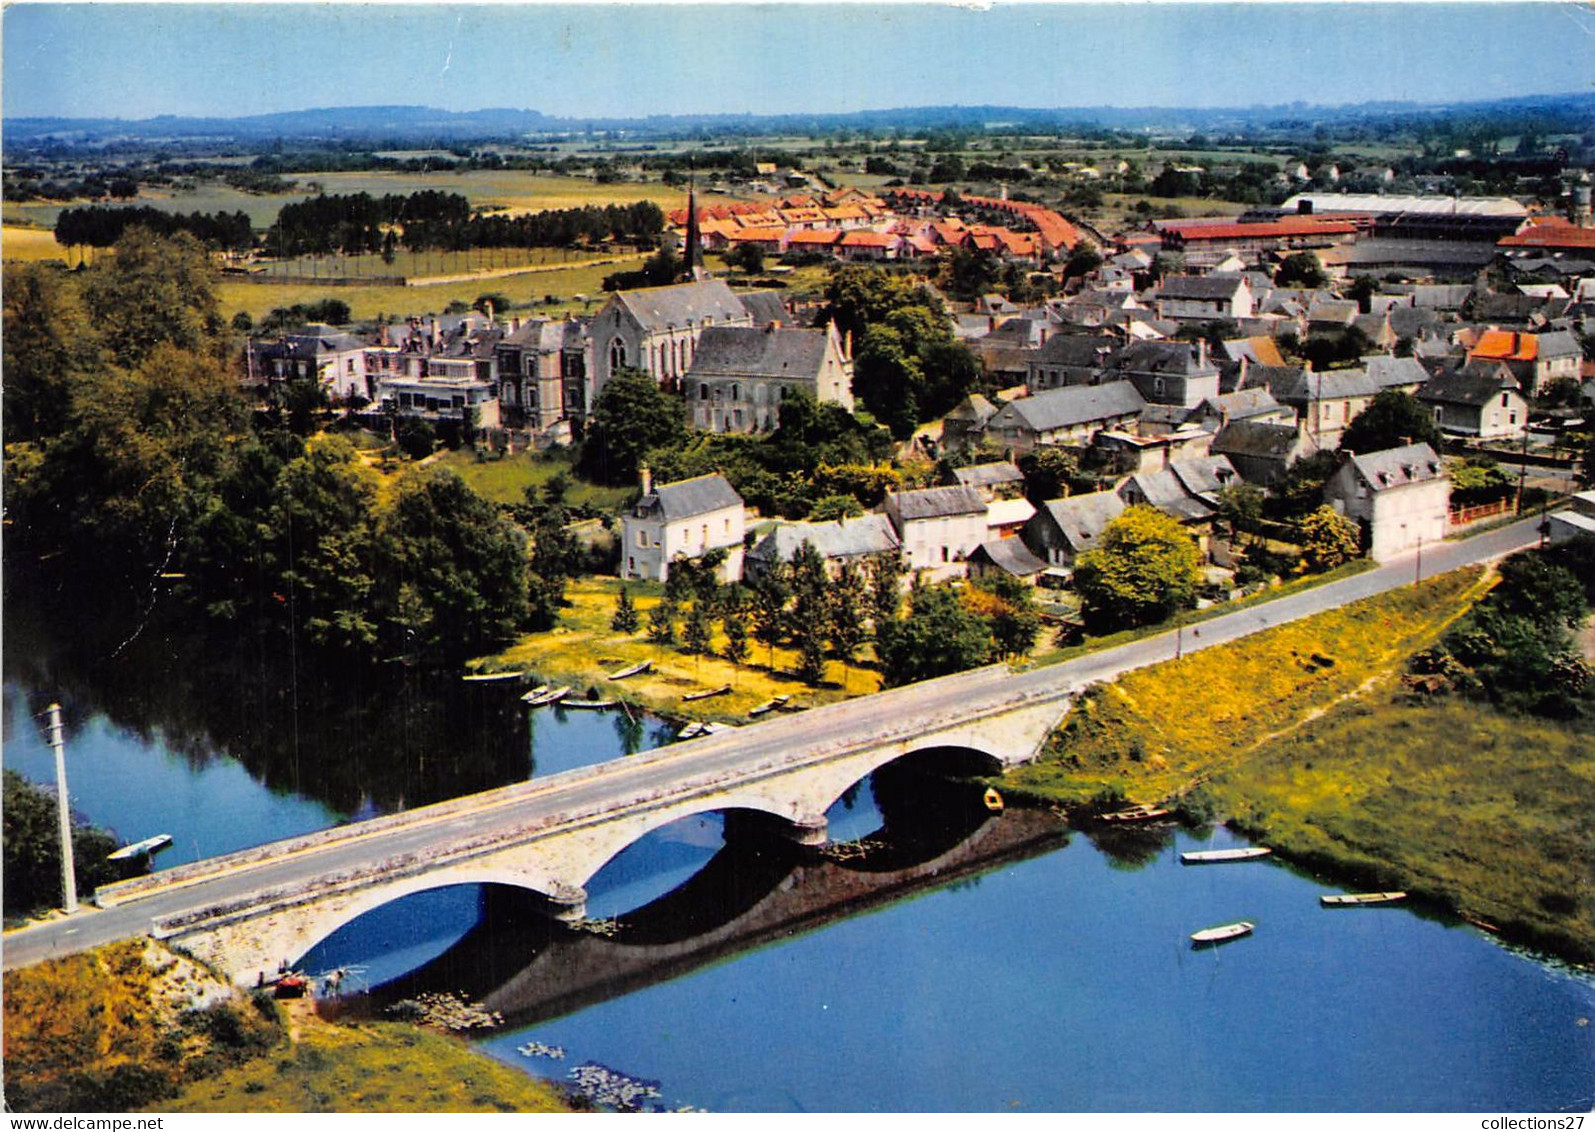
3,635,1592,1113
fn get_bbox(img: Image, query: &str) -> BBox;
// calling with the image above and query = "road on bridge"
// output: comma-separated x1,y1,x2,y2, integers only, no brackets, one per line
1,517,1545,974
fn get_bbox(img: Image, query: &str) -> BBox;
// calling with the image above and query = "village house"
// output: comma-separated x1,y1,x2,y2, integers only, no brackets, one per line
1026,333,1121,392
966,537,1050,585
1465,329,1583,398
1255,365,1380,449
980,381,1147,454
1417,368,1529,440
1208,420,1315,487
685,321,854,433
1111,340,1223,409
620,471,746,583
1153,275,1254,323
1546,490,1595,545
882,484,989,582
248,324,371,402
952,461,1027,502
744,513,900,579
1323,442,1449,561
1022,491,1126,572
494,317,589,431
1115,455,1239,555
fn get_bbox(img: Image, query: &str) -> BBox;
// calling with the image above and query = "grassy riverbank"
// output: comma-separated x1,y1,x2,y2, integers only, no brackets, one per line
1006,565,1595,964
1,942,571,1113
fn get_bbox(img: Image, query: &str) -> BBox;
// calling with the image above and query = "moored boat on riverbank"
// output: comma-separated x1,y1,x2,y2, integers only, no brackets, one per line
522,686,570,707
1181,847,1273,864
1190,921,1254,945
1099,804,1171,823
1321,891,1407,907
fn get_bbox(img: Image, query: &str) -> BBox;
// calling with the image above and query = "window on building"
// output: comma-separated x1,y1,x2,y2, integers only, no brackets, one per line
1501,393,1509,408
700,383,710,400
609,338,627,372
636,530,647,548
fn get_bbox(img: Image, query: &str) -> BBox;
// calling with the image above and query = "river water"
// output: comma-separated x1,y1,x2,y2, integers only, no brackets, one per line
4,644,1592,1113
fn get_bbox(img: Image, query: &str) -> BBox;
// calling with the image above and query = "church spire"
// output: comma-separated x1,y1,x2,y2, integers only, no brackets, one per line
681,164,704,281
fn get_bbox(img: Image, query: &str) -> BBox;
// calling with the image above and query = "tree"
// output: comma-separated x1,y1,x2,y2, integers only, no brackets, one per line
683,601,713,656
579,367,687,485
1339,390,1441,454
965,573,1042,660
750,565,790,667
80,227,223,368
722,606,750,666
4,770,119,916
865,550,905,630
1274,251,1328,288
378,466,530,662
827,560,869,680
1018,447,1084,505
2,261,102,442
647,597,678,645
611,586,640,633
1072,505,1204,632
725,242,766,275
876,583,995,687
1297,505,1362,573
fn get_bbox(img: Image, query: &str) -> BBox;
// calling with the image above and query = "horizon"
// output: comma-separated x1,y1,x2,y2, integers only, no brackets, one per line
4,3,1595,124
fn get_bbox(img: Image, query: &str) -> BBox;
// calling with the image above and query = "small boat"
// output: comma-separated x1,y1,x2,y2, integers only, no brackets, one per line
1321,891,1408,907
703,721,733,734
682,684,731,702
522,685,570,707
108,833,173,861
1190,921,1254,945
461,670,524,683
562,698,618,710
1180,847,1273,865
607,660,652,681
983,787,1005,813
1099,804,1171,823
748,694,791,717
677,722,707,740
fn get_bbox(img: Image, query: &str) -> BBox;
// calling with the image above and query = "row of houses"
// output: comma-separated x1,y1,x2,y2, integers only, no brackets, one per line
248,278,857,439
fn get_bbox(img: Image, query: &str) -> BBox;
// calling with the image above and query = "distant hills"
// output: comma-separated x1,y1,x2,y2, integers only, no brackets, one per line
9,92,1595,148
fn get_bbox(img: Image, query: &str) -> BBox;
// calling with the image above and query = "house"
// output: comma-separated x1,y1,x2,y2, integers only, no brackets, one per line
744,513,900,579
494,317,588,430
980,381,1147,454
1546,490,1595,545
1323,442,1449,561
1209,420,1315,487
620,471,746,583
589,279,754,404
1190,387,1293,432
952,461,1026,501
967,538,1050,585
1026,333,1120,392
1111,340,1222,409
249,324,371,402
1417,368,1529,440
1115,455,1239,554
1093,426,1214,474
985,496,1037,541
882,485,988,581
940,394,999,456
685,322,854,433
1258,365,1380,449
1466,329,1582,398
1154,275,1254,322
1363,355,1430,395
1022,491,1126,571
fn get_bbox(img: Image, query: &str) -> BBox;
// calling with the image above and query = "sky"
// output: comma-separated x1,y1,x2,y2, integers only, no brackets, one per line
3,2,1595,122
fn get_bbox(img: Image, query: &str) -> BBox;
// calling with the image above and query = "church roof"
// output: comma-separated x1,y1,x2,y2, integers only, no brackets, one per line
614,279,749,333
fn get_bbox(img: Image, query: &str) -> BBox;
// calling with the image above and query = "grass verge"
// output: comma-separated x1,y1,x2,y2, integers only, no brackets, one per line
1006,563,1595,963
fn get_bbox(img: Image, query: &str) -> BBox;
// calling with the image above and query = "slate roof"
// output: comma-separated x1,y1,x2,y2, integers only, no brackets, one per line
1418,370,1522,407
1168,455,1239,497
1210,420,1304,460
747,513,899,565
1199,387,1283,421
1537,329,1582,360
1035,491,1126,555
1266,366,1379,403
953,462,1025,490
635,474,744,522
1158,275,1247,301
889,484,987,521
1114,340,1219,378
1346,443,1444,492
1364,355,1431,389
987,381,1146,434
258,324,367,360
615,279,748,332
686,325,833,382
986,497,1038,528
739,291,791,327
970,538,1048,578
1032,333,1120,368
944,394,997,424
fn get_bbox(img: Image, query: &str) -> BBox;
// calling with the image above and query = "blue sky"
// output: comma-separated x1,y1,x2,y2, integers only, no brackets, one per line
4,3,1594,121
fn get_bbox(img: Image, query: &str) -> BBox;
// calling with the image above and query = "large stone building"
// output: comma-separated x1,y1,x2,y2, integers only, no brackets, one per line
685,322,854,432
588,279,755,405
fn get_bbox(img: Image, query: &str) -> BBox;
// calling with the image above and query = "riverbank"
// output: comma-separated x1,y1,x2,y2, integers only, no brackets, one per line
1005,564,1595,966
0,941,572,1113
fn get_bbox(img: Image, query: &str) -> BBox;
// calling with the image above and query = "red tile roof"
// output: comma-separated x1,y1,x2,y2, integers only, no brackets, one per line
1470,330,1538,362
1498,224,1595,250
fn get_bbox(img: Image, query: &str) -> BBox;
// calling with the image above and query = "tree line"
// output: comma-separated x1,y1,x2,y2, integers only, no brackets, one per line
54,204,255,252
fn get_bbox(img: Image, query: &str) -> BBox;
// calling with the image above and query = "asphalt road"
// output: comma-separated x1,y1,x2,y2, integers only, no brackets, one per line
1,517,1545,974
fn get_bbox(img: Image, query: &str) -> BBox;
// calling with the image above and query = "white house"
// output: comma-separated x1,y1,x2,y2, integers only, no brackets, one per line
1323,442,1449,562
883,484,988,582
620,471,746,583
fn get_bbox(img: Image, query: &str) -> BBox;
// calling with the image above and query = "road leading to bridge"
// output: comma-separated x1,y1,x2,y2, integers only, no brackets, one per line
1,518,1545,974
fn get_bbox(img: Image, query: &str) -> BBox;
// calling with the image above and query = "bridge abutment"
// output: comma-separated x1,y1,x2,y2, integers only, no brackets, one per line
725,810,829,850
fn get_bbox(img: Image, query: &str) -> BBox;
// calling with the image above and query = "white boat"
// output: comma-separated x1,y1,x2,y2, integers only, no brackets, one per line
1099,804,1171,823
682,683,731,702
607,660,652,681
562,698,618,710
461,670,524,683
748,694,790,717
108,833,173,861
1180,847,1273,865
1321,891,1407,907
1190,921,1254,945
522,685,571,708
677,722,707,740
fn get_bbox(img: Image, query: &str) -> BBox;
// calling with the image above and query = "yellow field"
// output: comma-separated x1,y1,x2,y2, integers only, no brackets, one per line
1,225,66,263
217,254,646,322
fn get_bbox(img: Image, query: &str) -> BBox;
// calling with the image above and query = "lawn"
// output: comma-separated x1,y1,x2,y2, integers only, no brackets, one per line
433,448,634,512
485,576,883,722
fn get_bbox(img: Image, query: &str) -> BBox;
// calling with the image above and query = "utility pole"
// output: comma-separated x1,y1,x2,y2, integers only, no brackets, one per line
47,704,78,914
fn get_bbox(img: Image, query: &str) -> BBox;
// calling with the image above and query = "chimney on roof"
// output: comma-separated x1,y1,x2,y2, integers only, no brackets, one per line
640,466,653,497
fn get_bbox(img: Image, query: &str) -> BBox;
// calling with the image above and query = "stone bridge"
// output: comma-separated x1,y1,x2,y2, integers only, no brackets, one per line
97,682,1070,985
